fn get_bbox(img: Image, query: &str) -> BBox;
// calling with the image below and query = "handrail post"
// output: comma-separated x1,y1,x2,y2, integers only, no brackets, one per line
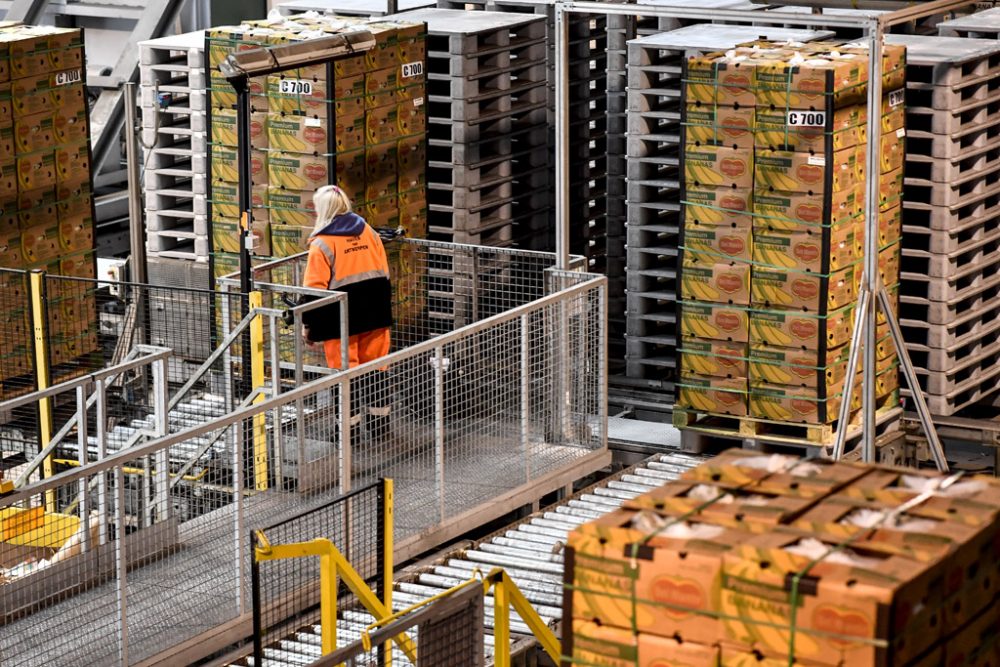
320,552,338,655
520,314,530,484
433,346,446,523
249,291,269,490
382,478,394,667
96,377,109,545
492,575,510,667
269,312,284,482
152,354,169,521
76,384,91,554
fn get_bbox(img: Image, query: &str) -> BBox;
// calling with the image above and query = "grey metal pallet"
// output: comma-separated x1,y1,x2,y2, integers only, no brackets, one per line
140,31,210,262
938,6,1000,37
278,0,435,15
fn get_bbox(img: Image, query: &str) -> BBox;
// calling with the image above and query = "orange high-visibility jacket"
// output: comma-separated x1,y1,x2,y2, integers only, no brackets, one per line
303,212,392,338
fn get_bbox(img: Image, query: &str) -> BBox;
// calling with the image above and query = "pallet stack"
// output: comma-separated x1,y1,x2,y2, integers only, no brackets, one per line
886,32,1000,416
139,31,210,262
674,40,905,446
0,25,98,397
391,8,546,248
205,15,428,281
565,450,1000,666
623,26,832,408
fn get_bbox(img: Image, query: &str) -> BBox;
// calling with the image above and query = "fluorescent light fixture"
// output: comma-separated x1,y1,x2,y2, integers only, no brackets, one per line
219,31,376,81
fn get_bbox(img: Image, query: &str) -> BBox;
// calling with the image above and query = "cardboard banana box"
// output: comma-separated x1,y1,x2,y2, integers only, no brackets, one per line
755,148,861,197
679,338,748,379
685,102,754,149
267,150,328,190
568,621,719,667
751,263,857,313
751,186,862,234
719,528,943,666
680,301,749,343
211,145,267,186
748,379,849,424
267,186,315,226
684,185,753,229
267,112,330,154
211,109,267,149
685,53,761,107
753,104,865,153
685,143,753,189
210,181,268,221
752,224,859,274
677,372,748,416
684,224,753,262
681,258,752,305
567,506,752,644
752,52,867,109
748,342,850,390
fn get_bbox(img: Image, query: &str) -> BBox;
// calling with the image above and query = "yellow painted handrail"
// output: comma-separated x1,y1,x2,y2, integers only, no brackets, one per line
485,568,561,666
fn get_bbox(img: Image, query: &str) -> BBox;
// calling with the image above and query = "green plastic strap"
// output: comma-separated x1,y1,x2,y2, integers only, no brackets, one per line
681,197,865,232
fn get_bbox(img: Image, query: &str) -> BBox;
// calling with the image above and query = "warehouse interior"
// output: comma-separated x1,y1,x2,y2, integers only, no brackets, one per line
3,0,1000,664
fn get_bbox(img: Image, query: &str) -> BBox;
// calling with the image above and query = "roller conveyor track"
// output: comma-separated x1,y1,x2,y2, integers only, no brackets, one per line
233,451,708,666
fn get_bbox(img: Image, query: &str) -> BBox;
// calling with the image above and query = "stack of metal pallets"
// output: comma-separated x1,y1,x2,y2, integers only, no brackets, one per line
404,9,548,248
138,31,210,262
622,25,834,406
886,32,1000,416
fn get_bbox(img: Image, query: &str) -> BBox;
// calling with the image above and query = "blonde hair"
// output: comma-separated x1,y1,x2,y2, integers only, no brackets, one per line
312,185,353,236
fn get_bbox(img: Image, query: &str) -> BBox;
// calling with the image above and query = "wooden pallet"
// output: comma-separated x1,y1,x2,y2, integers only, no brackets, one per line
674,392,902,455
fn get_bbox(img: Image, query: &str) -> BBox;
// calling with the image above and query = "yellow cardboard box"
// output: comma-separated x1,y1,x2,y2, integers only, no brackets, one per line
267,186,316,227
685,102,754,148
751,264,857,312
748,303,854,351
678,372,747,415
753,104,865,152
681,258,751,305
685,144,753,189
679,338,748,378
753,224,858,274
681,301,749,343
267,150,329,190
755,147,860,196
752,186,862,233
684,186,753,229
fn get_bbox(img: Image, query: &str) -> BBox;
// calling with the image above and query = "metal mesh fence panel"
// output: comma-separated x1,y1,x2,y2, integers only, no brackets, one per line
313,579,486,667
251,481,386,665
0,269,38,490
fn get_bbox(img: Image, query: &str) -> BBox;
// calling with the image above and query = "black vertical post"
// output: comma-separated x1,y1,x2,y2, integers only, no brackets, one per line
233,74,255,486
251,532,263,665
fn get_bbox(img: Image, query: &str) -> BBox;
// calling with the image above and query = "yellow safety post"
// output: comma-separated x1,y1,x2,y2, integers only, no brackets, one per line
382,478,394,667
249,291,268,490
29,271,55,512
253,535,417,663
491,569,511,667
486,568,561,666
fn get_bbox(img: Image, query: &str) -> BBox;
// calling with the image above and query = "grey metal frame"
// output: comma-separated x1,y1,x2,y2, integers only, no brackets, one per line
551,0,975,468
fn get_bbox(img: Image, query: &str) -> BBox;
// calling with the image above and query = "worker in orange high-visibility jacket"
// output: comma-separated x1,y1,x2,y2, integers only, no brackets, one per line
302,185,393,435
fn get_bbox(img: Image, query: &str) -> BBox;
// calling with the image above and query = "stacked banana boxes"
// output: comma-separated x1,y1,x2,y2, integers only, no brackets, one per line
564,449,1000,666
623,26,834,408
0,25,97,396
884,33,1000,416
206,16,427,255
205,15,427,326
676,40,905,435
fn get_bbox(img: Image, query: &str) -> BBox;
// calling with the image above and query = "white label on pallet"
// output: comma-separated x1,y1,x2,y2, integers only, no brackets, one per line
889,89,904,107
807,155,826,167
401,61,423,78
305,117,322,127
280,79,313,96
55,69,82,86
413,97,424,108
786,111,826,127
897,128,905,138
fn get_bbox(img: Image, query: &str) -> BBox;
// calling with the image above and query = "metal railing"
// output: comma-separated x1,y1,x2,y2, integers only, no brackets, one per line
251,479,393,666
0,249,607,666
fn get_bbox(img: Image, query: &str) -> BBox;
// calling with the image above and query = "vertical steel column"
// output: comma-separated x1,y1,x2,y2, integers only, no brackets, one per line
434,347,446,523
861,24,883,464
124,83,147,344
598,280,609,449
832,289,870,459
